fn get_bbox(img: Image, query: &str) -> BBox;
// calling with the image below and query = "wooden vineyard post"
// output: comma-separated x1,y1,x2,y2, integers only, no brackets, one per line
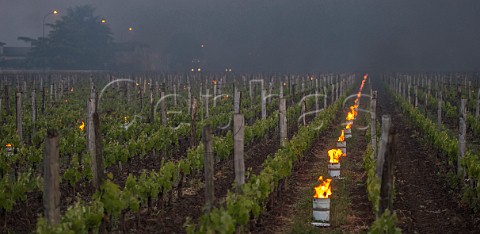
43,129,60,225
173,84,177,107
301,81,305,97
323,86,328,109
315,89,319,115
233,114,245,192
127,82,131,105
87,92,95,179
279,83,284,98
428,78,431,98
16,91,22,143
54,82,58,102
143,79,147,96
301,98,306,126
93,112,105,189
425,92,428,116
218,79,222,95
161,91,167,126
249,80,253,104
234,90,241,114
50,83,53,108
377,115,396,216
149,85,154,123
205,89,209,118
42,86,46,113
371,91,377,158
199,84,203,109
468,81,472,99
279,98,288,146
331,83,335,104
187,85,192,115
87,92,105,189
376,115,391,175
22,80,27,98
213,82,217,107
32,89,36,136
269,80,273,99
458,99,466,177
340,79,343,98
291,84,296,105
203,126,215,212
476,88,480,119
438,93,442,131
190,97,198,148
400,76,403,93
408,82,411,105
336,80,339,101
155,80,159,100
414,85,418,108
139,86,143,112
261,89,266,120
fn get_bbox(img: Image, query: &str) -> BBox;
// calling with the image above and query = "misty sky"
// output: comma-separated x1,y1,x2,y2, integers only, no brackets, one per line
1,0,480,72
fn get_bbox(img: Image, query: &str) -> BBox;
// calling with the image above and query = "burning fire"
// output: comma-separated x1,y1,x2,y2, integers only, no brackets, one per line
79,121,85,131
6,143,12,148
328,149,344,163
213,80,217,85
313,176,332,198
337,130,345,142
344,74,368,126
346,109,355,121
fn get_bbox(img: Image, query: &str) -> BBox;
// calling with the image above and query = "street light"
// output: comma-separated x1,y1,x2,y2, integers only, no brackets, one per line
43,10,59,38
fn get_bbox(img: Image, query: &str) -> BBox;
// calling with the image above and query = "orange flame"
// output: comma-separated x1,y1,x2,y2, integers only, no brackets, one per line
345,74,367,124
313,176,332,198
79,121,85,131
213,80,217,85
346,123,351,129
328,149,344,163
6,143,12,148
338,130,345,142
346,109,355,121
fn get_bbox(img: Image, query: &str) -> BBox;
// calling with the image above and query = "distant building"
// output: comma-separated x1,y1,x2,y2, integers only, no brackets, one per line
0,42,30,60
0,42,30,68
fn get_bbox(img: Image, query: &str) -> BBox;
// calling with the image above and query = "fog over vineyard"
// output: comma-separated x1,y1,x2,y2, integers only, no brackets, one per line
1,0,480,71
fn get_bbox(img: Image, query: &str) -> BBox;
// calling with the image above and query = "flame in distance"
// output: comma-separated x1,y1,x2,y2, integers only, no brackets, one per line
344,74,368,126
337,130,345,142
79,121,85,131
